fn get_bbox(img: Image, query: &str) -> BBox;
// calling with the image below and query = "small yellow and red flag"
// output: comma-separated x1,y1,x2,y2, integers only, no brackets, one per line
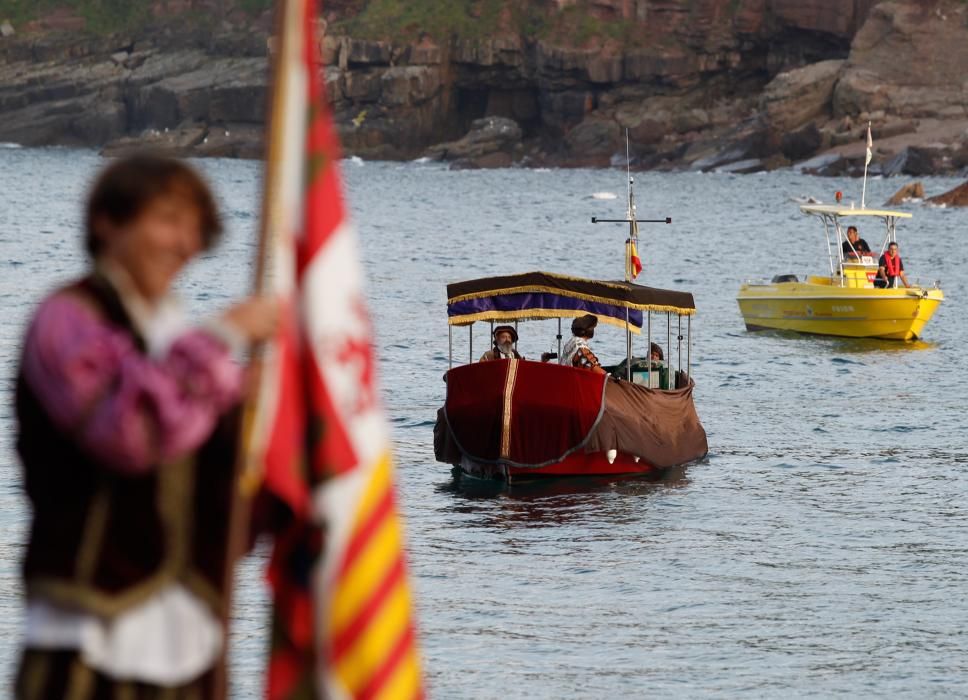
628,238,643,279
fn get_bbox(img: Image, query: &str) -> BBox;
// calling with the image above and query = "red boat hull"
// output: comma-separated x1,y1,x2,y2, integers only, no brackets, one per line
460,451,663,482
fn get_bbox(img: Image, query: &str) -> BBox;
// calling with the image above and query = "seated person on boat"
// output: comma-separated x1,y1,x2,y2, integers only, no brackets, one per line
560,314,605,375
650,342,664,365
875,242,910,288
479,325,522,361
842,226,872,259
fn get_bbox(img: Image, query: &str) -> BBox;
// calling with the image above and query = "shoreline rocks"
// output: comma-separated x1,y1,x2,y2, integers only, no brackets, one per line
425,116,523,169
1,0,968,176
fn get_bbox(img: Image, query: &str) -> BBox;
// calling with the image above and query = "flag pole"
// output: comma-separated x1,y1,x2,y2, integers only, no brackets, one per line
625,130,633,377
213,1,293,697
861,121,872,210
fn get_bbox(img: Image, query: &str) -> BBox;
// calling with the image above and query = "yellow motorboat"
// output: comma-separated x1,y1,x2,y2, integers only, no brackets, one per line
737,204,944,340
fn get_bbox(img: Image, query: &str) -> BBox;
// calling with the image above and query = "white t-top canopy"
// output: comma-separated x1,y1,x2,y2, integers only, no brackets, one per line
800,204,913,219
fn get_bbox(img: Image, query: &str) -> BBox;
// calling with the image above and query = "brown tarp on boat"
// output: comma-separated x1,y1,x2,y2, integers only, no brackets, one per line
583,379,708,469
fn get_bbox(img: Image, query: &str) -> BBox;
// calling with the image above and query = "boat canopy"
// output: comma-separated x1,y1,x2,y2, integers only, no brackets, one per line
800,204,913,219
446,271,696,332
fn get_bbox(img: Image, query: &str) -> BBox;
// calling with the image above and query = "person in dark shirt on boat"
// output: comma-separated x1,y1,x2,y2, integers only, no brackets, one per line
876,242,910,288
560,314,606,374
479,325,523,361
842,226,872,259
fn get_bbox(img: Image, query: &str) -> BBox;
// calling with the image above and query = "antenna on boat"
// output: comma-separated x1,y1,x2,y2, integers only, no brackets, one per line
861,121,873,209
590,130,673,380
590,130,672,282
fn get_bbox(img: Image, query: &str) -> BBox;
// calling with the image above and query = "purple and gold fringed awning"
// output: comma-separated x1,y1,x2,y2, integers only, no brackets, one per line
446,271,696,333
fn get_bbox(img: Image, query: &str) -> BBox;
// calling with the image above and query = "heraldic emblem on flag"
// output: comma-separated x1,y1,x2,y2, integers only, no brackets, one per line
245,1,424,698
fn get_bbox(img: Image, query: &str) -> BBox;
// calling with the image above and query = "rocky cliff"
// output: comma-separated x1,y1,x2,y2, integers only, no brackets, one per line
1,0,966,175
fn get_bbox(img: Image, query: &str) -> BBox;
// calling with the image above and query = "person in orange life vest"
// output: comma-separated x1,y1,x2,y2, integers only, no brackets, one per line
876,241,910,288
480,325,523,361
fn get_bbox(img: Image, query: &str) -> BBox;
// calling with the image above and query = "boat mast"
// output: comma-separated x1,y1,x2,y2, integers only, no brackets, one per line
625,133,637,284
625,134,634,376
591,130,672,379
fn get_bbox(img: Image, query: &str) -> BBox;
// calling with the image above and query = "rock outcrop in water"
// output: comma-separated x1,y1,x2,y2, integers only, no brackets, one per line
1,0,967,174
885,181,925,206
927,181,968,207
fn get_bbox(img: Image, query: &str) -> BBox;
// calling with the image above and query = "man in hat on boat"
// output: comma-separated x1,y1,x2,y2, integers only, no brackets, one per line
480,325,523,361
560,314,605,374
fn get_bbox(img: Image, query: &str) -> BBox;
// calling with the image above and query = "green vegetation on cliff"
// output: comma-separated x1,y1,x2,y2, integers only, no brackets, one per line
332,0,635,45
1,0,633,43
0,0,271,34
0,0,149,33
334,0,504,40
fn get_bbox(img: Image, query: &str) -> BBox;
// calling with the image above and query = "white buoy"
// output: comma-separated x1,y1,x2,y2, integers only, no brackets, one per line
606,449,617,464
633,456,640,463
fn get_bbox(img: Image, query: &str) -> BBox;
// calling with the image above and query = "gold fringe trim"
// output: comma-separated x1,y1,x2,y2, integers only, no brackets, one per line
447,281,696,315
500,360,519,460
449,308,644,334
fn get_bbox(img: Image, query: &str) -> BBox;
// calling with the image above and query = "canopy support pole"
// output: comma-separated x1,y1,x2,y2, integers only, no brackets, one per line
677,314,682,386
448,325,453,371
687,315,692,377
666,312,671,391
646,311,652,388
557,318,562,359
626,307,632,381
468,325,473,364
822,215,838,283
514,320,518,354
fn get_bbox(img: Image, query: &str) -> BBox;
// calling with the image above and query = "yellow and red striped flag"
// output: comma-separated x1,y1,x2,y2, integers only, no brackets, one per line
247,1,423,698
628,238,642,279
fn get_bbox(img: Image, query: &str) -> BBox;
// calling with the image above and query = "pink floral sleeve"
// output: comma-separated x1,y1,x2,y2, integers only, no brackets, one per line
22,294,243,474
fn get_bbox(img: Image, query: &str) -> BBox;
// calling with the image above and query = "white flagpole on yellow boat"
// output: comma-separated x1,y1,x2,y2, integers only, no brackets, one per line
861,122,873,209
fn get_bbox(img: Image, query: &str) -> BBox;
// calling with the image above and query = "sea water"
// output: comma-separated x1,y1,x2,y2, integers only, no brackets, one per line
1,147,967,697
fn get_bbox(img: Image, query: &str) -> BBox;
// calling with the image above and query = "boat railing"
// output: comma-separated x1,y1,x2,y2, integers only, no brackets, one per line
905,277,942,291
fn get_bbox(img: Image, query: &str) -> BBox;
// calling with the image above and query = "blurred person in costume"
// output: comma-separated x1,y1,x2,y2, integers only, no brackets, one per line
14,155,277,699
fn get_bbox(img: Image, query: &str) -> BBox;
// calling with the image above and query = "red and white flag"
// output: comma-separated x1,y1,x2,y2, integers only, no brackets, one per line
247,1,423,698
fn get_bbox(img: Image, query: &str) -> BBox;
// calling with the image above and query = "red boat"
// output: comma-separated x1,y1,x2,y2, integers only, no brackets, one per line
434,271,708,483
